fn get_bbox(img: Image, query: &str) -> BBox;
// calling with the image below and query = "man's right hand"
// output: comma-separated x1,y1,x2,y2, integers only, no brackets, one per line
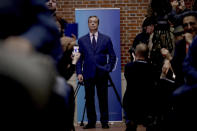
162,59,171,76
78,74,83,83
161,48,172,60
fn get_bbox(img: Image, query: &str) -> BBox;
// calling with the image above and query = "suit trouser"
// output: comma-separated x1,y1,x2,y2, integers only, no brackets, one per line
84,73,109,125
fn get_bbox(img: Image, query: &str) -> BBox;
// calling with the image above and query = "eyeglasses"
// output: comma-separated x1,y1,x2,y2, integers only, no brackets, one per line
183,22,196,28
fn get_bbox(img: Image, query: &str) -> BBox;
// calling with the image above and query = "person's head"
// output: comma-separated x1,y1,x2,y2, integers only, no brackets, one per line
171,0,186,14
182,11,197,36
46,0,57,13
146,24,154,34
88,16,99,33
142,17,155,34
135,43,149,60
173,25,184,42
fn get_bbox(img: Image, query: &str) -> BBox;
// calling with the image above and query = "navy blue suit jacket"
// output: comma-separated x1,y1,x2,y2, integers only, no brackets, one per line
174,36,197,96
76,32,116,80
171,39,187,87
183,36,197,85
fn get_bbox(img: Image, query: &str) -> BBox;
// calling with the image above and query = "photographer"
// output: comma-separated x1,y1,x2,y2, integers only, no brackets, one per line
145,0,179,130
55,16,80,80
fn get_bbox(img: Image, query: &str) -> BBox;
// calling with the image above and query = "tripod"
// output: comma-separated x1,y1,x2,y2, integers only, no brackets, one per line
74,82,86,126
107,74,123,107
74,82,84,99
74,74,122,126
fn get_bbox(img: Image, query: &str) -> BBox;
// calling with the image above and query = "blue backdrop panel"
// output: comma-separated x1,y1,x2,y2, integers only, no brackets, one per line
75,8,121,122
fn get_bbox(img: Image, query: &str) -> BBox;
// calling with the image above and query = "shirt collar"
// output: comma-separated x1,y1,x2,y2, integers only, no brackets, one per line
90,32,98,37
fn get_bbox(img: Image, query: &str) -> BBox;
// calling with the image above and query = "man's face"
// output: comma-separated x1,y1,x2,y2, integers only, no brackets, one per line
88,17,99,32
46,0,57,12
146,24,154,34
183,16,197,36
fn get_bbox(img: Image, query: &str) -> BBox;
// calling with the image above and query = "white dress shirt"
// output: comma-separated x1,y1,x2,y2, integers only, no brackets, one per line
90,32,98,43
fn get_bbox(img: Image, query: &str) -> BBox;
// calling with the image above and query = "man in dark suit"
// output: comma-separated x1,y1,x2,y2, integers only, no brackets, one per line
162,11,197,131
172,37,197,131
172,12,197,131
76,15,116,129
162,11,197,89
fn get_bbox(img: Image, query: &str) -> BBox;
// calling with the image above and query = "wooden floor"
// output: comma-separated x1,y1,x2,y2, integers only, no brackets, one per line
75,122,146,131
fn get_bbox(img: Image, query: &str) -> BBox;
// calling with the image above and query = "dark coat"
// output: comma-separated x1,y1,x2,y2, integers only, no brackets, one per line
171,39,187,88
76,32,116,79
123,60,155,121
183,36,197,86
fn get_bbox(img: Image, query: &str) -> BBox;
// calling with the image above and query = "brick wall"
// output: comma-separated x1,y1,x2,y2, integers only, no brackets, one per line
56,0,194,71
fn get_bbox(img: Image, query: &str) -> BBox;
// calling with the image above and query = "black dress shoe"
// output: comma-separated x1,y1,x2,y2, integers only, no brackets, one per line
125,123,137,131
125,126,136,131
83,124,95,129
102,123,109,129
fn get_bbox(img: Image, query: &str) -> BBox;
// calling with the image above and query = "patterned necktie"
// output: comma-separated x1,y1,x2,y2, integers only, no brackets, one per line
92,34,96,48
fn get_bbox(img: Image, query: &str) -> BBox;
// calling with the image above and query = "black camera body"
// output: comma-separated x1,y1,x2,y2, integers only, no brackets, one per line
177,0,181,6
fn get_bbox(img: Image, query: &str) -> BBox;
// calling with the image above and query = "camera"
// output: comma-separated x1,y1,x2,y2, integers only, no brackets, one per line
177,0,181,6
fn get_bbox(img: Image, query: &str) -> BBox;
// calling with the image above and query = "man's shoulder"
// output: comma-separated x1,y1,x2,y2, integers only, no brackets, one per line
192,36,197,45
99,32,111,39
78,34,89,41
176,39,186,48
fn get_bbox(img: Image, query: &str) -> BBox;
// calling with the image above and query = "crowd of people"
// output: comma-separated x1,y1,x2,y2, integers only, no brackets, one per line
124,0,197,131
0,0,197,131
0,0,79,130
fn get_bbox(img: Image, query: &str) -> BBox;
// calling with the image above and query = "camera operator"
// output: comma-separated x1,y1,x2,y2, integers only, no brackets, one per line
146,0,179,130
129,17,155,61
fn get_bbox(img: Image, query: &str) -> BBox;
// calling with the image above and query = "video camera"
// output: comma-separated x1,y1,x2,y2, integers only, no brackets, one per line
177,0,181,6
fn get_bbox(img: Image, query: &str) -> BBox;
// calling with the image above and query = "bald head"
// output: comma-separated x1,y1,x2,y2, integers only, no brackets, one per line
135,43,149,60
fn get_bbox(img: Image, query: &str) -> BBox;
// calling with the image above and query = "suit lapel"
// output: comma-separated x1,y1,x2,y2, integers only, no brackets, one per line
95,32,103,51
84,33,103,53
84,34,94,50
